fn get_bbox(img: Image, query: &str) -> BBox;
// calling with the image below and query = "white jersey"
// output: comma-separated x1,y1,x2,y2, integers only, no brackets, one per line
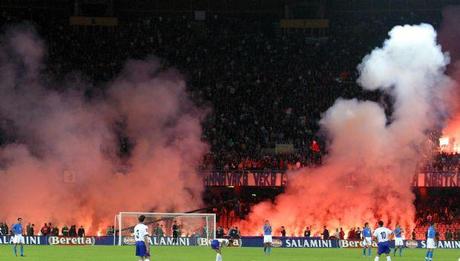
373,227,392,243
134,223,149,242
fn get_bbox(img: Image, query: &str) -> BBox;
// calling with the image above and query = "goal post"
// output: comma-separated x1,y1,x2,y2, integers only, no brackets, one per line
114,212,216,246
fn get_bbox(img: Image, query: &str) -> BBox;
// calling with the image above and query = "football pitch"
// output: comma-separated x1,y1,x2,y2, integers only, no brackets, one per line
0,246,459,261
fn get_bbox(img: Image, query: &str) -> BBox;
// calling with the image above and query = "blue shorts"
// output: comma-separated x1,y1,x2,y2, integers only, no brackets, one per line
377,241,391,255
135,241,149,257
211,239,220,250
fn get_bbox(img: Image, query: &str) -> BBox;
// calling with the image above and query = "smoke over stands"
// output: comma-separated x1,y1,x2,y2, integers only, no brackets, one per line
0,27,208,233
239,24,452,235
438,6,460,152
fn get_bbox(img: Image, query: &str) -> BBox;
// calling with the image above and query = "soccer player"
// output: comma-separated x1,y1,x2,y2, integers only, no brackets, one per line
373,220,393,261
425,222,436,261
393,224,404,256
134,215,150,261
211,239,223,261
263,220,272,255
12,217,25,257
362,222,372,256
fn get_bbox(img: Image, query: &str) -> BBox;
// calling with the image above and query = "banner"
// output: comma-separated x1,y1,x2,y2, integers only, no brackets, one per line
1,236,459,249
339,240,381,248
414,171,460,187
0,236,45,245
240,237,460,249
122,236,199,246
284,238,338,248
205,171,460,188
421,240,460,249
240,237,337,248
204,171,287,187
49,236,96,245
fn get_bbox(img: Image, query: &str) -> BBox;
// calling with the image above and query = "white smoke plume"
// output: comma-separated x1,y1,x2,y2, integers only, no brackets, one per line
240,24,451,236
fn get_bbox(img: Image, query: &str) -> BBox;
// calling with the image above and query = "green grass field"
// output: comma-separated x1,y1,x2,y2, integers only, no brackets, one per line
0,246,459,261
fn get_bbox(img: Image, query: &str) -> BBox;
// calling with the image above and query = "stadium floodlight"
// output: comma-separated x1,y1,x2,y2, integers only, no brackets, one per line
114,212,216,246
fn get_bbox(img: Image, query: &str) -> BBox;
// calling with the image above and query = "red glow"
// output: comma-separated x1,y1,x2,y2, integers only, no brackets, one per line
0,30,207,235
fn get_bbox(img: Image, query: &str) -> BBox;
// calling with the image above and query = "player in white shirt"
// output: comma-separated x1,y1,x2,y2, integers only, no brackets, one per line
373,221,393,261
134,215,150,261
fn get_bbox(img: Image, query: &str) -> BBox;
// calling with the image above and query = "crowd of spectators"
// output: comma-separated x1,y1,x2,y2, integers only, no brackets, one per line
0,222,86,237
0,8,399,168
413,189,460,240
0,4,448,170
421,152,460,173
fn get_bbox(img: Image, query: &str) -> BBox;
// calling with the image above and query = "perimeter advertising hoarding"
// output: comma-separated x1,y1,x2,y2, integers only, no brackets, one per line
240,237,338,248
1,236,459,249
240,237,460,249
0,236,44,245
339,240,460,249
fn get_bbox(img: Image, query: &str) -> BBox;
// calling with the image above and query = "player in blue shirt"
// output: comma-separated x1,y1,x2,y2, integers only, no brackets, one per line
12,218,25,257
263,220,272,255
425,222,436,261
393,224,404,256
362,222,372,256
211,239,223,261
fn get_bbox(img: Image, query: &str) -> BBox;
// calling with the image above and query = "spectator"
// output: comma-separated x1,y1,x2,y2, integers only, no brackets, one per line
62,225,69,236
40,223,49,236
216,226,225,238
339,228,345,240
78,225,85,237
26,223,31,236
322,226,329,240
228,226,240,239
153,223,164,237
304,226,311,238
348,227,355,240
0,223,4,235
455,229,460,240
332,228,340,239
355,227,361,240
27,224,35,236
280,226,286,237
106,226,114,236
69,225,77,237
51,226,59,236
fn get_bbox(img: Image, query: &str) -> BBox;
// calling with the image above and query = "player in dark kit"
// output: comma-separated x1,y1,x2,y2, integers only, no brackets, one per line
172,221,179,244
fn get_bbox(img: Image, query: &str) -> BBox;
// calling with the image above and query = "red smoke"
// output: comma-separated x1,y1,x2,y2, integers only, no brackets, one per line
239,24,452,236
0,27,208,233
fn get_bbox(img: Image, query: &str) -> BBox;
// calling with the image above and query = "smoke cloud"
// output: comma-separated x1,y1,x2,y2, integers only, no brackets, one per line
438,6,460,148
240,24,451,236
0,27,208,233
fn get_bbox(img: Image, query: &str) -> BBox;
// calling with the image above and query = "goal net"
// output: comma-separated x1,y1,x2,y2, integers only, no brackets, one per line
114,212,216,246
